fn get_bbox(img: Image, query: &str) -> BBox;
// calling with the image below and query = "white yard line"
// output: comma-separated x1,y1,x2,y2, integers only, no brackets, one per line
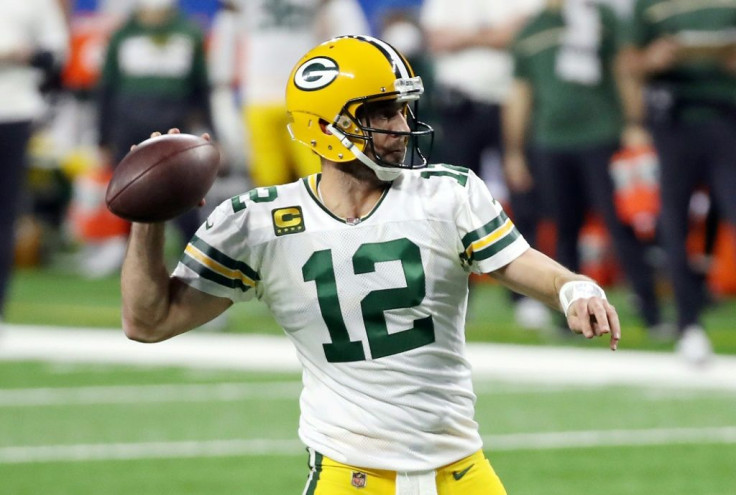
1,427,735,464
2,324,736,390
483,426,736,450
0,439,304,464
0,382,302,407
2,381,732,408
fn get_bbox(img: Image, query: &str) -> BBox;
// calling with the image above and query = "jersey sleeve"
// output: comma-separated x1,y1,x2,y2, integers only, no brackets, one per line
171,197,260,303
456,170,529,274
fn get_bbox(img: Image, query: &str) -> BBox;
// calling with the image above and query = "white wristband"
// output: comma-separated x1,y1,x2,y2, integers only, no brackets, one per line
559,281,607,317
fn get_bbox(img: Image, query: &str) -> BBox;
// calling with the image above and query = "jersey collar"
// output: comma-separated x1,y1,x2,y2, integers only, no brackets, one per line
302,173,391,225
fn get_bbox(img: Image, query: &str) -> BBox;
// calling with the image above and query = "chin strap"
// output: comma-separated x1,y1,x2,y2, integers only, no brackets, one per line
325,124,402,181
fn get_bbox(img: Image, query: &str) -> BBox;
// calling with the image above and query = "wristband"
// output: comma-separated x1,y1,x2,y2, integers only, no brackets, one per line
559,281,607,317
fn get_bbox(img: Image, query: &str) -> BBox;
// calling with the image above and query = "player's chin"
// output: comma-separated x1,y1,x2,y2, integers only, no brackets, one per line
380,149,407,165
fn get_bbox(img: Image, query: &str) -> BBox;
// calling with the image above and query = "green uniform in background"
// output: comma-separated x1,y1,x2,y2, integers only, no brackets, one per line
622,0,736,351
97,8,213,247
626,0,736,123
512,4,623,149
98,11,211,163
507,2,663,331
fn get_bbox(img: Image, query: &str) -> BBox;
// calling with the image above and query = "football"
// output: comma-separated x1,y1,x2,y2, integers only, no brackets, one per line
105,133,220,223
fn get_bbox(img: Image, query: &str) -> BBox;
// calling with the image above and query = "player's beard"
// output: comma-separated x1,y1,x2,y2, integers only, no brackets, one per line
335,160,393,187
363,135,408,182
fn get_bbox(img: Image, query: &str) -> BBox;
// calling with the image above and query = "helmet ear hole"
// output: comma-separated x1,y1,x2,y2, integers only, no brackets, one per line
318,119,331,134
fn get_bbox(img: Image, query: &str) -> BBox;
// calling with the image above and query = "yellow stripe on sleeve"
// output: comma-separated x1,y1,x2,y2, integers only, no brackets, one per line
184,244,257,288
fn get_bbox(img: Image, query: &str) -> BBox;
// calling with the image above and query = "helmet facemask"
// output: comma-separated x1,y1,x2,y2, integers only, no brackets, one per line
326,76,434,181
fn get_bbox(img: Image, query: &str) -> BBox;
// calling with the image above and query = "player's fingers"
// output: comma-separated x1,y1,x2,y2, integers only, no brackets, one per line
168,128,181,134
201,132,211,141
591,299,610,337
150,131,162,139
198,198,206,207
574,301,595,339
606,303,621,351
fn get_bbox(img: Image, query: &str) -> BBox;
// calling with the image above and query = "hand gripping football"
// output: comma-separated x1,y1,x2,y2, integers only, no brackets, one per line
105,133,220,223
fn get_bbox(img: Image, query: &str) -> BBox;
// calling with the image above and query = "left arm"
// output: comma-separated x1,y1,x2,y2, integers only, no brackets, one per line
491,248,621,350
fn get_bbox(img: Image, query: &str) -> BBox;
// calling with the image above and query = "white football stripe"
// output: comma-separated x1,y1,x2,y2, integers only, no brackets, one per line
2,427,735,464
2,381,731,408
0,382,302,407
2,325,736,390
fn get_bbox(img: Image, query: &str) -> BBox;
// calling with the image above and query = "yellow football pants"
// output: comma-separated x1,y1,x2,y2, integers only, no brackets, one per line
302,449,508,495
244,104,320,187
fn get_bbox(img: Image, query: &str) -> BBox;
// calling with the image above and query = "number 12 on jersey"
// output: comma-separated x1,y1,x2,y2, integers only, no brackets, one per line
302,238,436,363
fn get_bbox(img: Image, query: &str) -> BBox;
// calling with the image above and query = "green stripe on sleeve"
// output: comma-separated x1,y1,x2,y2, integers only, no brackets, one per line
470,228,521,262
461,211,510,249
190,236,260,282
180,253,252,293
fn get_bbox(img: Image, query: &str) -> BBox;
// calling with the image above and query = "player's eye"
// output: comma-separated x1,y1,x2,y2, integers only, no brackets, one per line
360,101,403,125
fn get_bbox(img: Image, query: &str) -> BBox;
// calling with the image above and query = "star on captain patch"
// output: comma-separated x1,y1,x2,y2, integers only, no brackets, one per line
351,471,367,488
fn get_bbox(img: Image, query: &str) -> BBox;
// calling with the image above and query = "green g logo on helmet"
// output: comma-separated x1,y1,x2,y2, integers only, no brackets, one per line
294,57,339,91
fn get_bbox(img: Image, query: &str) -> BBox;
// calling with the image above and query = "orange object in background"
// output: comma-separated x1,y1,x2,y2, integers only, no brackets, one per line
707,223,736,296
68,166,130,242
610,145,660,241
578,215,619,287
62,13,121,91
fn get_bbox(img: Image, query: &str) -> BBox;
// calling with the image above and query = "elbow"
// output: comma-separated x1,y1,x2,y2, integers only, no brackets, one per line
122,317,168,343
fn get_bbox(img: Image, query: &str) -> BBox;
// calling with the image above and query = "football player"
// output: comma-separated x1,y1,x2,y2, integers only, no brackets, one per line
121,35,620,494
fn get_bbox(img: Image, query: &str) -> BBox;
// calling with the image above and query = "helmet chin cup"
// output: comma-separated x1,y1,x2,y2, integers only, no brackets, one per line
326,124,403,181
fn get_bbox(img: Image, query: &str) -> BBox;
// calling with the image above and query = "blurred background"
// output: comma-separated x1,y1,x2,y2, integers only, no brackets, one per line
0,0,734,493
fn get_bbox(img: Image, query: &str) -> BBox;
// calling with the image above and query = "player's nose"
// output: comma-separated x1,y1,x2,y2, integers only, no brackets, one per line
389,111,410,135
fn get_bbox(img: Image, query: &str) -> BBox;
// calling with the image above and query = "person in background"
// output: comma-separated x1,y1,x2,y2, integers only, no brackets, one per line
207,0,248,177
379,9,438,129
503,0,664,337
420,0,549,330
95,0,213,275
119,35,620,493
0,0,69,320
618,0,736,364
237,0,370,187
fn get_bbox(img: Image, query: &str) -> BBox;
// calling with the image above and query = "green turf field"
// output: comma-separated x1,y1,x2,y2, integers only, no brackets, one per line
3,268,736,493
1,361,734,494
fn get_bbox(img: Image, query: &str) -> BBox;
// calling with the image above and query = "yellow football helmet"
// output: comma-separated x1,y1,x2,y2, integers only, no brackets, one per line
286,35,433,181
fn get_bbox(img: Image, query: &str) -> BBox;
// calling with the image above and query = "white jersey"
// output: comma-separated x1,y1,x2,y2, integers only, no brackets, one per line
421,0,543,104
173,165,529,471
0,0,68,122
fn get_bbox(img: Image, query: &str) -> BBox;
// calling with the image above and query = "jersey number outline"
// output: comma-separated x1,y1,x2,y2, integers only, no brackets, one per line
302,238,435,363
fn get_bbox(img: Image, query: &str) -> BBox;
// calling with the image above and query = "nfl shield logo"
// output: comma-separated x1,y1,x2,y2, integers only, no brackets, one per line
351,471,367,488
